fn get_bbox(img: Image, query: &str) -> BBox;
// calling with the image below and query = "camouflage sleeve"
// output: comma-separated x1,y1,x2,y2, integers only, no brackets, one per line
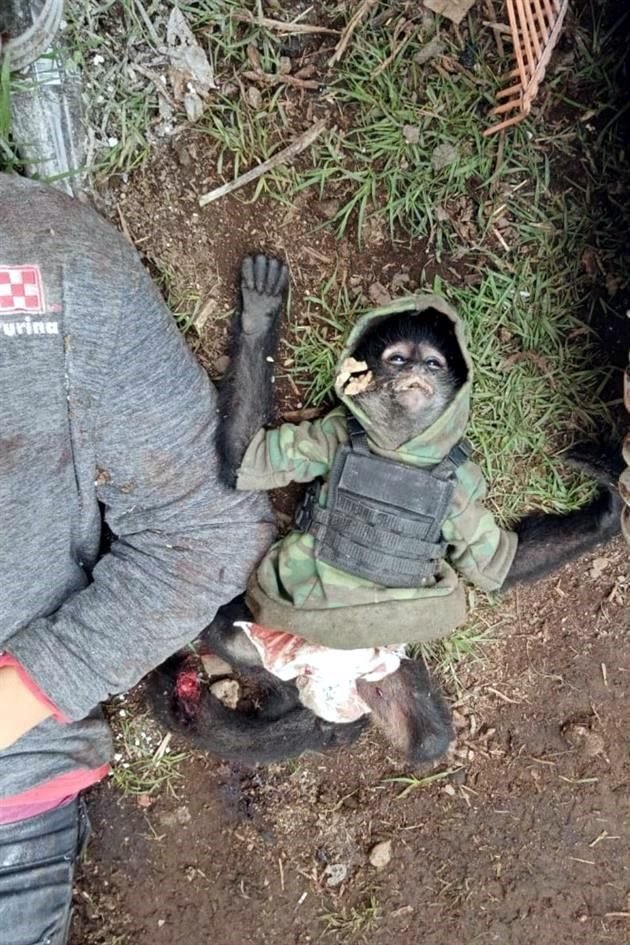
442,461,518,592
236,409,348,491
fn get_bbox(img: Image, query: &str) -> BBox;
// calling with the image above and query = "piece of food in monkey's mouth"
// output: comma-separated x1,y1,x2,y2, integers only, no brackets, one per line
337,357,373,396
397,376,433,395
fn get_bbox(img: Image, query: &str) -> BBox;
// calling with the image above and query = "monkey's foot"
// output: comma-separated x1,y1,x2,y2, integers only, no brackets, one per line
240,253,289,336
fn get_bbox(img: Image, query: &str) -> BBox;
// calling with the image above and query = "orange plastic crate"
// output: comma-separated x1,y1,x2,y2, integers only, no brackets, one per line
485,0,569,135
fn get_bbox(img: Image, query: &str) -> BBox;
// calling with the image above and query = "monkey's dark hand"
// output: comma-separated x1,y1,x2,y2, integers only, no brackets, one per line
240,254,288,336
217,254,289,485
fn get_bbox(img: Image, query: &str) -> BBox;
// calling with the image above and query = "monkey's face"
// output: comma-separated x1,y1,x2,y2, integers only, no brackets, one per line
378,338,452,415
349,310,467,442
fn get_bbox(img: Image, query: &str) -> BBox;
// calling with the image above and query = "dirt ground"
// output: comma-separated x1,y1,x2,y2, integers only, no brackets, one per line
62,3,630,940
71,538,630,945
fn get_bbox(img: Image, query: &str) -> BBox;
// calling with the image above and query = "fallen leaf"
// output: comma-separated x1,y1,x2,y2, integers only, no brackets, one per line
432,142,458,172
167,8,216,120
247,85,263,110
402,124,420,144
423,0,476,25
344,371,374,396
368,281,391,305
414,35,446,65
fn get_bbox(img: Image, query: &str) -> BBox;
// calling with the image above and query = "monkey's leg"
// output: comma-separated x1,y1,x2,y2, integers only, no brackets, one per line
200,594,261,667
146,654,367,765
357,658,453,764
502,444,624,591
217,254,289,487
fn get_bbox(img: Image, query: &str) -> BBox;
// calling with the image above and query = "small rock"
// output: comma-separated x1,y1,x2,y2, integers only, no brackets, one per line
451,709,468,731
213,354,231,376
184,89,204,123
136,793,153,809
324,863,348,887
278,56,292,75
210,678,241,709
442,783,456,797
390,272,411,292
562,722,606,758
173,140,193,167
590,556,610,580
369,839,392,871
581,731,606,758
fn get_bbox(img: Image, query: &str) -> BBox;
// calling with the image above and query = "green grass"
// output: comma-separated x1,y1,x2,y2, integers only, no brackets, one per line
284,273,365,404
320,894,380,942
109,710,189,797
296,26,499,250
417,609,501,694
64,0,168,175
63,0,301,179
384,766,464,799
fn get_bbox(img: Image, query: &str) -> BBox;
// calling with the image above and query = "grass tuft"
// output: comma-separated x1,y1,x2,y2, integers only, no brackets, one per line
384,766,464,799
320,894,380,941
109,709,189,798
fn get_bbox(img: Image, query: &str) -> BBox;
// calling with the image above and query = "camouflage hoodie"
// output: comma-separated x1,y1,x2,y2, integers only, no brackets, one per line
237,295,518,648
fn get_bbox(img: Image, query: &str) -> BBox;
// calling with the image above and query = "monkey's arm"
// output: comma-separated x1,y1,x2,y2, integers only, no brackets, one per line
235,410,348,491
217,255,288,487
442,462,518,592
501,485,621,590
446,449,623,593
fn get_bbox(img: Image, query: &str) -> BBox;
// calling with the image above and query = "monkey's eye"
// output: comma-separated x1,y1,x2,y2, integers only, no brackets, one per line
424,357,444,371
387,354,407,366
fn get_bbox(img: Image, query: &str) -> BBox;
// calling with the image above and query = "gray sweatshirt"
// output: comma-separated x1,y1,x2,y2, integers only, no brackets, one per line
0,173,274,799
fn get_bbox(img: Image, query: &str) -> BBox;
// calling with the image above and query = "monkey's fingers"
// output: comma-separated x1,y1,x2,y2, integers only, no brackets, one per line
254,254,269,293
241,255,256,291
272,261,289,297
263,257,284,297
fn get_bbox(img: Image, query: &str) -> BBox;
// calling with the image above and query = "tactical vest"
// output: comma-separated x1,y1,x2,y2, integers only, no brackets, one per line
295,418,470,589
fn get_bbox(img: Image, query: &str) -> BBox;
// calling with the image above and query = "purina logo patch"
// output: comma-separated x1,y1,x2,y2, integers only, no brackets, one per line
0,265,45,314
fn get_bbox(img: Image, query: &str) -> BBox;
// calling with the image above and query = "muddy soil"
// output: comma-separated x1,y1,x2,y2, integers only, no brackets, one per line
71,538,630,945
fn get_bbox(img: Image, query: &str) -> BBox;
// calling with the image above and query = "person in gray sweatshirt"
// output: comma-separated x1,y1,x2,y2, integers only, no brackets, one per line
0,173,274,943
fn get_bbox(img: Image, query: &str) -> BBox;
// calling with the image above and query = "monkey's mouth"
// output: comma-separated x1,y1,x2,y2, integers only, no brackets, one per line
394,376,434,397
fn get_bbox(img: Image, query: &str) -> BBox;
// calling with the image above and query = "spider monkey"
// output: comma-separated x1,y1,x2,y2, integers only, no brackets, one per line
147,254,622,766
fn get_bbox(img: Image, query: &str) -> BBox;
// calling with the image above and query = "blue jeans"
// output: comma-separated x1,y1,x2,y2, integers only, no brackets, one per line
0,798,88,945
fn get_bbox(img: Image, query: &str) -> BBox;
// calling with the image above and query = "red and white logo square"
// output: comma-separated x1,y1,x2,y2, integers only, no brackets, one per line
0,265,45,314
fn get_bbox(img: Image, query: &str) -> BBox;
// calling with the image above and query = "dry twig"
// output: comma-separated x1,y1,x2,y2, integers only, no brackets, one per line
328,0,378,67
233,11,339,36
198,119,327,207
